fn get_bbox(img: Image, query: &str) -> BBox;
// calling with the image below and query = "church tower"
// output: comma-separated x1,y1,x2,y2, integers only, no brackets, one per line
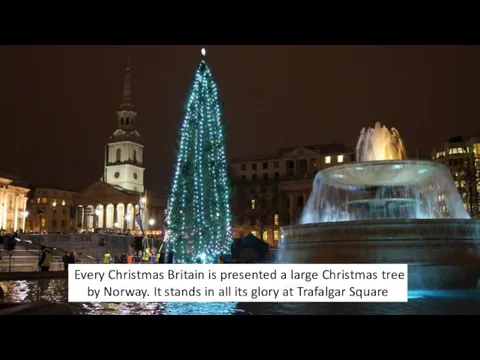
104,63,145,193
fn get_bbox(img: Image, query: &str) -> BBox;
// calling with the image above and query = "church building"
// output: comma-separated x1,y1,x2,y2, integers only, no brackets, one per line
73,65,165,235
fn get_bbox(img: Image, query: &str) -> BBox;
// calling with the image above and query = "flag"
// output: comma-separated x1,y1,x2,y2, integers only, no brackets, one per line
135,212,145,236
136,193,145,236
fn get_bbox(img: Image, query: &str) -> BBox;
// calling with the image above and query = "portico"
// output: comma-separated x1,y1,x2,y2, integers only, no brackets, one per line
74,181,165,234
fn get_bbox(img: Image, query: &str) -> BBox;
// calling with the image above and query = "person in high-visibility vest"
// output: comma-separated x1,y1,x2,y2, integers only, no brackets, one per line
104,251,112,264
142,248,151,263
38,247,52,272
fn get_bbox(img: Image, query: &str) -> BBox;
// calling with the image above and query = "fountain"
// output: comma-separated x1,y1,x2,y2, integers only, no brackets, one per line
279,122,480,290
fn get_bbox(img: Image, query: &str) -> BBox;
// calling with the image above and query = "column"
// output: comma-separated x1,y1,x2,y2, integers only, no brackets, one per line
0,188,4,229
22,197,27,231
113,203,117,225
3,193,9,229
104,204,108,230
13,195,19,231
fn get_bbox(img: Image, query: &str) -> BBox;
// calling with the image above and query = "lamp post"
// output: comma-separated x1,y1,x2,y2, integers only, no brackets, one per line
125,214,131,233
52,201,57,233
95,208,101,230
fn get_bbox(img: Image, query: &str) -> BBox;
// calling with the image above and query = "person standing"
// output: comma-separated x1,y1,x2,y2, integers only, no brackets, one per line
104,250,112,264
38,246,52,272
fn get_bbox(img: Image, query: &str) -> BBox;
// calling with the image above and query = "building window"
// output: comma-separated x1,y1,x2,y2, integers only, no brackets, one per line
251,231,258,237
273,161,279,168
263,162,268,169
274,230,279,241
251,163,257,170
116,148,121,162
274,213,279,226
252,174,257,181
41,218,46,227
62,200,66,206
262,231,268,241
474,144,480,157
274,172,279,179
251,199,256,210
325,156,331,164
241,164,246,171
241,175,246,181
263,173,268,180
42,198,47,204
134,149,137,162
37,198,40,204
337,155,344,163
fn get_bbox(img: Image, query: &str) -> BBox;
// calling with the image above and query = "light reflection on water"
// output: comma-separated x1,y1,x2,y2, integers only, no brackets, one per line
1,280,480,315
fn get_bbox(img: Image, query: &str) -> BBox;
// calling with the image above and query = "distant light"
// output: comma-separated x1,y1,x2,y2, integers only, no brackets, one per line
114,222,119,228
392,164,403,169
201,48,206,56
149,219,155,226
418,169,427,174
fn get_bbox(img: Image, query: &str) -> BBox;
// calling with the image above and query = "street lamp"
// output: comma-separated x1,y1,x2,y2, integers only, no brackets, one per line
95,208,101,229
125,214,131,232
52,202,57,232
148,219,155,226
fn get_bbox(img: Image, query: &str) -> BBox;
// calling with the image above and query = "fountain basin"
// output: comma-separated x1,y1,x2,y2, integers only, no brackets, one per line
301,160,470,223
279,219,480,290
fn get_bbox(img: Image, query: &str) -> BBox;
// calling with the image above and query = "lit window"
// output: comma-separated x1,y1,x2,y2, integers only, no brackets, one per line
274,230,279,241
37,198,40,204
262,231,268,241
62,200,66,206
325,156,331,164
251,231,258,237
274,213,279,226
251,199,256,210
337,155,344,163
474,144,480,157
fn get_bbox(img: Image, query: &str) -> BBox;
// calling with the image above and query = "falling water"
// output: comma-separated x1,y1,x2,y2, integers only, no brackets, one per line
299,122,471,224
356,122,407,162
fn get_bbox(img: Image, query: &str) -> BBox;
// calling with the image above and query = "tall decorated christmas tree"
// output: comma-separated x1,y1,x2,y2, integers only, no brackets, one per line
164,49,233,264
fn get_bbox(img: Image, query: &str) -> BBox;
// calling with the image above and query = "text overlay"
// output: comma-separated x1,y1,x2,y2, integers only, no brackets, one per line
68,263,408,303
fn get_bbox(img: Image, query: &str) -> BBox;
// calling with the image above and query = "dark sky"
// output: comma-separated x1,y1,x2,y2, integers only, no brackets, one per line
0,45,479,196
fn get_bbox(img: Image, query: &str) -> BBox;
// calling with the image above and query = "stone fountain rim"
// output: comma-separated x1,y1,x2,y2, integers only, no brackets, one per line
319,159,448,173
312,159,452,187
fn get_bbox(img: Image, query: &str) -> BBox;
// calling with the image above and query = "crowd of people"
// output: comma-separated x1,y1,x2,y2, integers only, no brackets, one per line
103,247,165,264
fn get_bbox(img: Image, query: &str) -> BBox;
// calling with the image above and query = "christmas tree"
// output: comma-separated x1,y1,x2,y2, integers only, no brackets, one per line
164,50,233,264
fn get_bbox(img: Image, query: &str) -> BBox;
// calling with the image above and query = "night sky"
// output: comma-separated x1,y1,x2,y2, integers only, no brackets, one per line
0,45,479,196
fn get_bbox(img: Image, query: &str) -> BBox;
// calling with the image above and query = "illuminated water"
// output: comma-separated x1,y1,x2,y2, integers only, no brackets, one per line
300,123,470,224
356,121,407,162
1,280,479,315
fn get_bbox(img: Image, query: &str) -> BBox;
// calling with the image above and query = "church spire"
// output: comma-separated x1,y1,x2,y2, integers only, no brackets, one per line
116,61,138,132
120,61,134,112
